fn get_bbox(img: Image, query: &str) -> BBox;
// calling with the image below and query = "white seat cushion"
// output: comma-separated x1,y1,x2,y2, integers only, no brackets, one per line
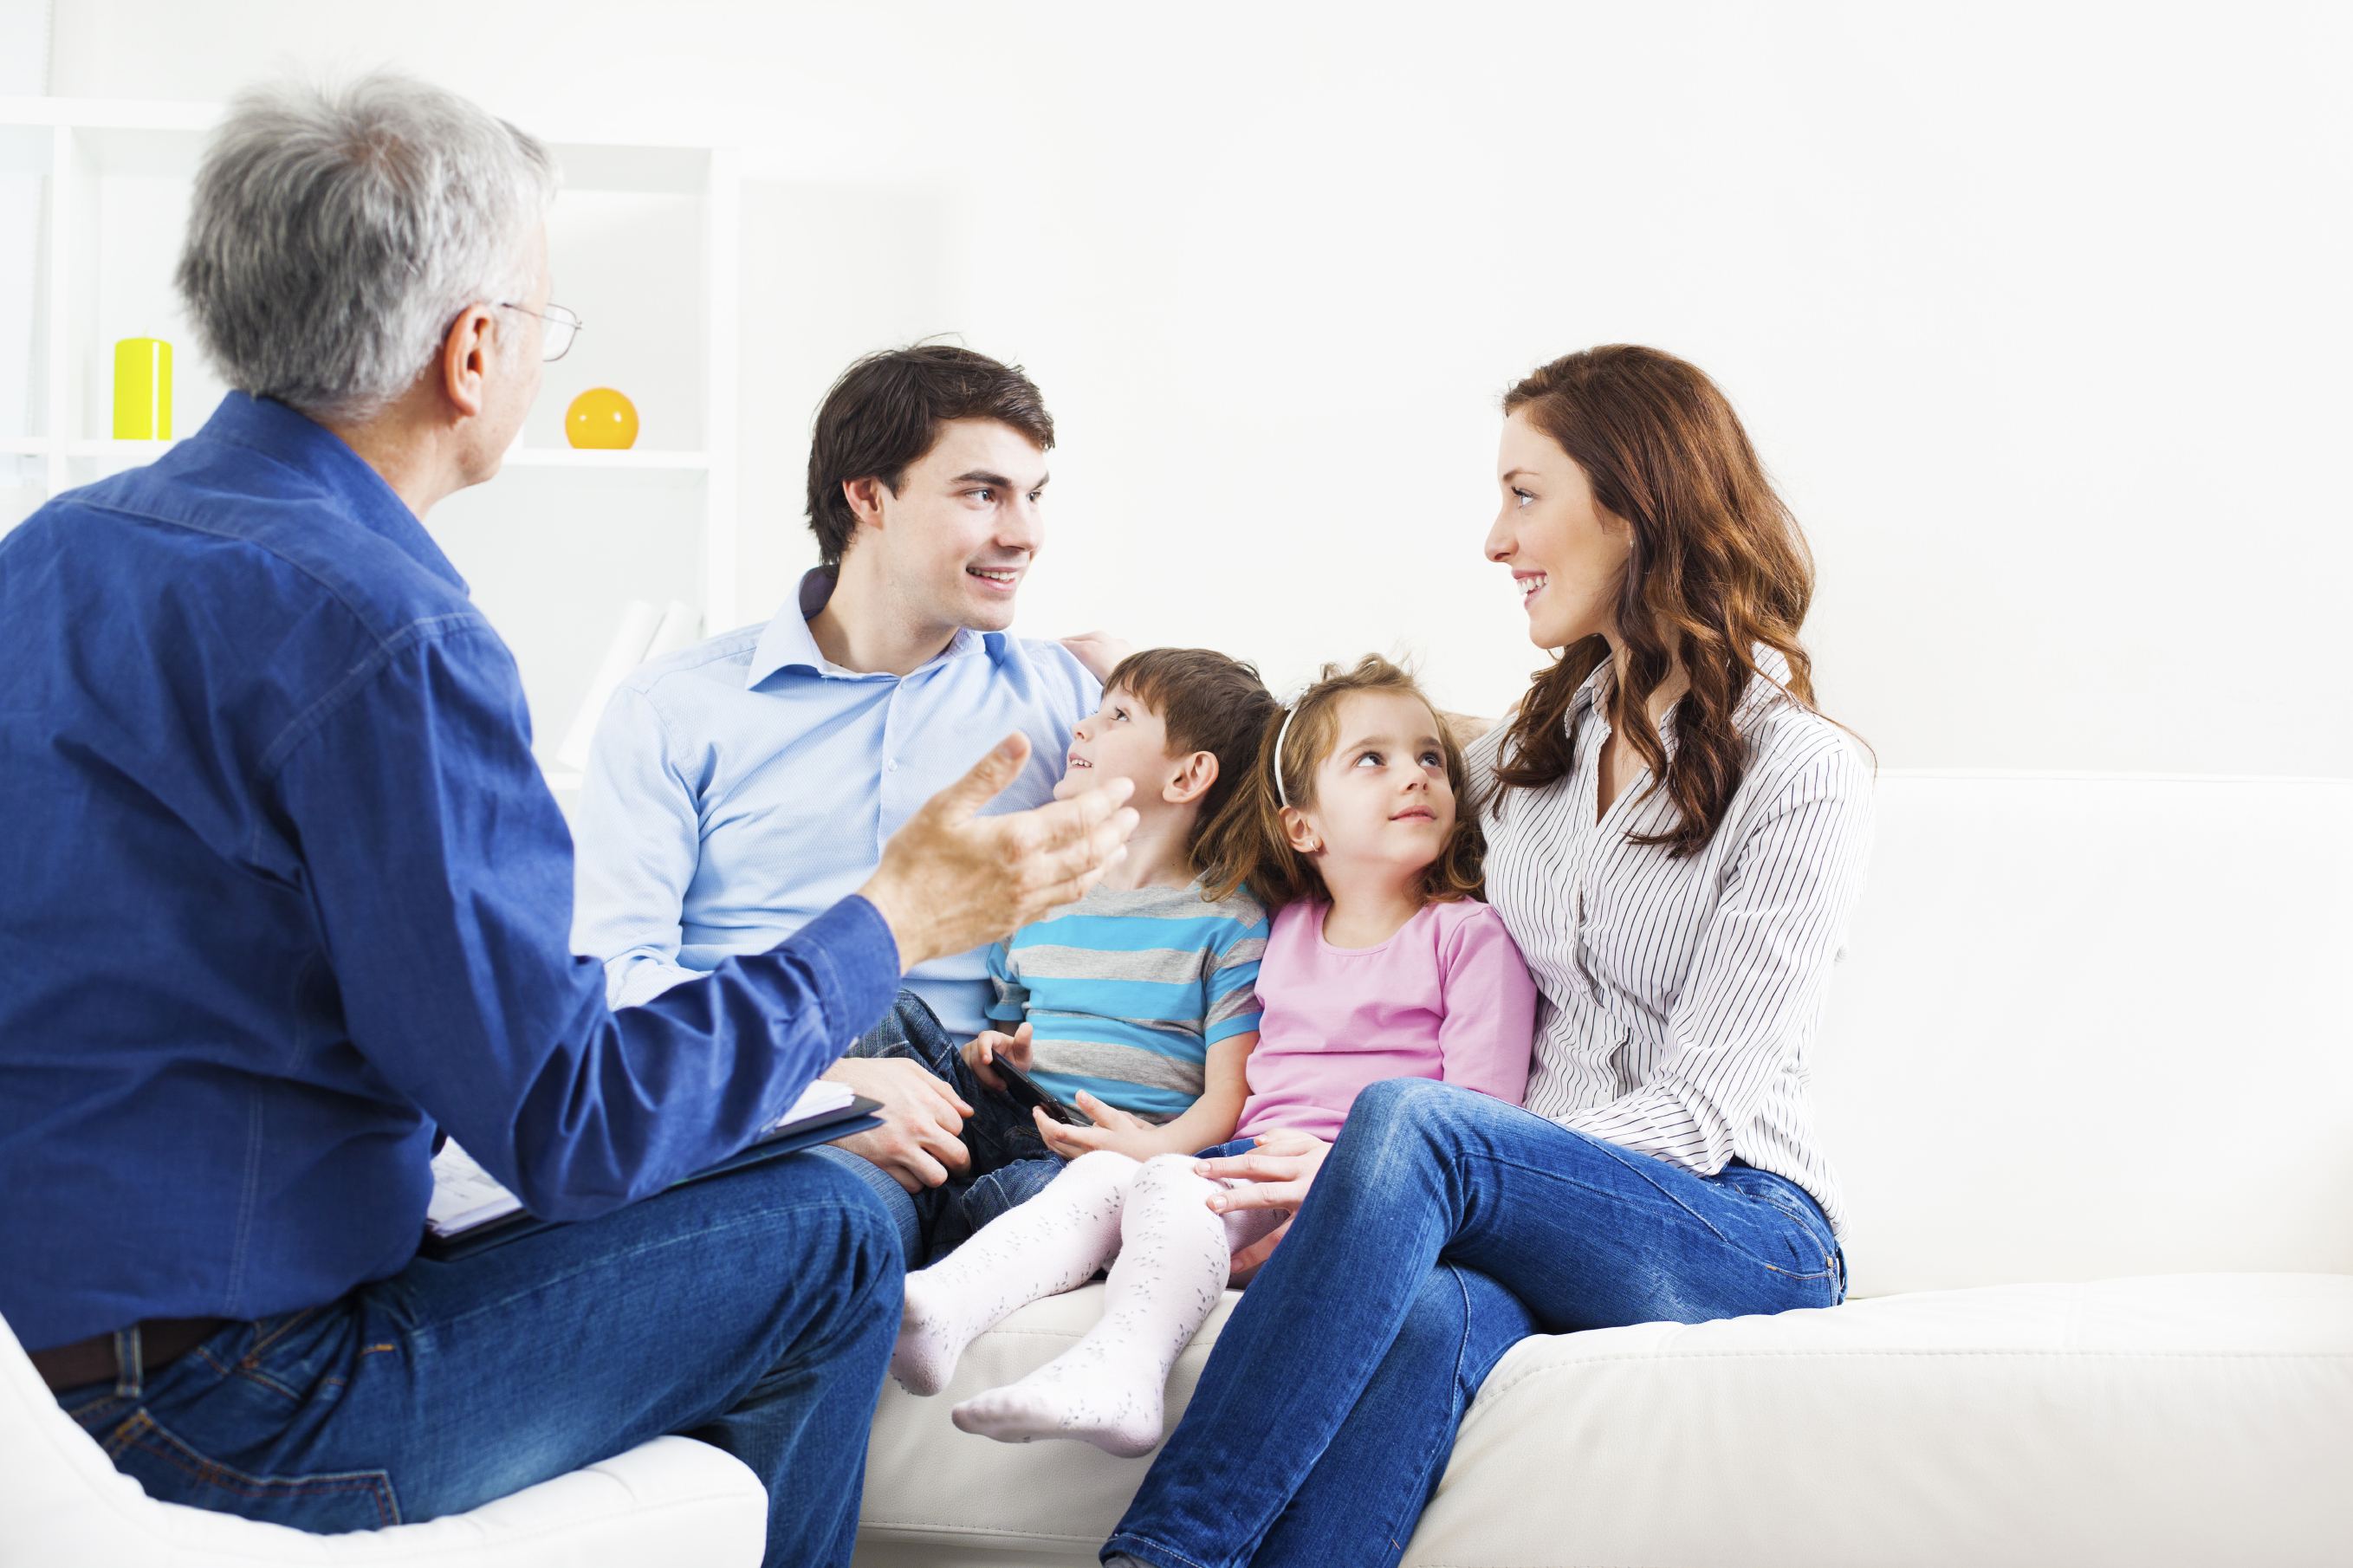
859,1275,2353,1567
1404,1273,2353,1567
861,1283,1235,1559
1,1312,769,1568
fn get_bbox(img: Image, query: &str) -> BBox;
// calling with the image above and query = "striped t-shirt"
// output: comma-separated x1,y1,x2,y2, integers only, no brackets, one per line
985,881,1267,1121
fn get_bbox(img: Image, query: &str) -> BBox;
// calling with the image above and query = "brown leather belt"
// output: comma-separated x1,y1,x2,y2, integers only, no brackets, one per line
29,1317,230,1396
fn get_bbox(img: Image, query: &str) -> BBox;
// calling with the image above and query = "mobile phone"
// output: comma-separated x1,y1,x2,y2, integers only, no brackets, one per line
990,1054,1088,1126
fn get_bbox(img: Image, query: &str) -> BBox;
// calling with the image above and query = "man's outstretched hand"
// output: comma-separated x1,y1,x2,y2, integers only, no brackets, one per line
858,733,1138,971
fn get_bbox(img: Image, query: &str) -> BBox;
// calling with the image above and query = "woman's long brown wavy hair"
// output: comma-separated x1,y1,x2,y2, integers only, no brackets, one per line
1492,345,1823,858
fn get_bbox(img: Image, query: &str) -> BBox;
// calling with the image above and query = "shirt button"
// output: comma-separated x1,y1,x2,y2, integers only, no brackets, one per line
886,761,898,772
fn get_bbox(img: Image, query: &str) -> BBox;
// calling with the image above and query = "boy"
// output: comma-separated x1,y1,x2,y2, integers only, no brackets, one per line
968,648,1279,1163
869,649,1277,1259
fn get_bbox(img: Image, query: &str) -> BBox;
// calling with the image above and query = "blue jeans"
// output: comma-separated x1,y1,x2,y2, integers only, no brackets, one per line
1106,1077,1845,1568
823,991,1066,1264
55,1150,900,1568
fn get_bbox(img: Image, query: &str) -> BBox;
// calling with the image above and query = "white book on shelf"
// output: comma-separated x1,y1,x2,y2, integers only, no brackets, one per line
554,599,664,771
642,599,703,663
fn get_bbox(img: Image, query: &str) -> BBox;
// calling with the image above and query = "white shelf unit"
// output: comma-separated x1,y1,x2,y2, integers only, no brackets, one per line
0,97,742,782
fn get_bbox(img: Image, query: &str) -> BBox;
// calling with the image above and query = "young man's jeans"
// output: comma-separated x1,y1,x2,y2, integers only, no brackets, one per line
1105,1077,1846,1568
55,1152,899,1568
815,991,1065,1264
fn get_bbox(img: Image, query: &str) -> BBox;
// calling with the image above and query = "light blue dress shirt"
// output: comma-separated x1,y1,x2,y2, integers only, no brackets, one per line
573,568,1100,1038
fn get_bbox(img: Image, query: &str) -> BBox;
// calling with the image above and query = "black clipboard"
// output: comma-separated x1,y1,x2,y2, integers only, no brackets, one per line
419,1095,885,1260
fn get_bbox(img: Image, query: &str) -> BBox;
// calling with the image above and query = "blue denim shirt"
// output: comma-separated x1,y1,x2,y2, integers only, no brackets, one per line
0,394,900,1351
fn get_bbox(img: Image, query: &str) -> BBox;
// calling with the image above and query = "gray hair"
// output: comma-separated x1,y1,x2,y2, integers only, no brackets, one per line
176,72,559,424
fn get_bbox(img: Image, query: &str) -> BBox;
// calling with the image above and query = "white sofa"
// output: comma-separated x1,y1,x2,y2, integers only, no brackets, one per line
853,771,2353,1567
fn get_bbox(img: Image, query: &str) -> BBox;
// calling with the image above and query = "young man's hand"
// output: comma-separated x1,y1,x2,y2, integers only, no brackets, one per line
962,1023,1034,1092
858,734,1137,971
1058,631,1136,685
820,1057,974,1194
1034,1092,1195,1163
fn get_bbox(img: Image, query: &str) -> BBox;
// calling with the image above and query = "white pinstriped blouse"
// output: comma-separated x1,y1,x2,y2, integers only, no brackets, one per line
1465,647,1873,1237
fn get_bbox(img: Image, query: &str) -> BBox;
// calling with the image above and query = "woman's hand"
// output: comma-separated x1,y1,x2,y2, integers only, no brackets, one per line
1194,1130,1332,1275
1035,1092,1188,1162
961,1023,1033,1092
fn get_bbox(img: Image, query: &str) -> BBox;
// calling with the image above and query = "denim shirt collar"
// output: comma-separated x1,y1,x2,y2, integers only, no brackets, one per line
196,392,470,596
745,567,1002,689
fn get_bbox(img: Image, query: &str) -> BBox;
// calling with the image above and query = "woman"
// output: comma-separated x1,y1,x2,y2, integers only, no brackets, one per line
1102,345,1873,1568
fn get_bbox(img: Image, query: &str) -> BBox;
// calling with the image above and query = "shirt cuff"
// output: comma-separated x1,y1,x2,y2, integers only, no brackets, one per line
778,895,903,1045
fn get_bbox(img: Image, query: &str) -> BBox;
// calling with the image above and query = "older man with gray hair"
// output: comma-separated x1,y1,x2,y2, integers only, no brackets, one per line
0,74,1134,1565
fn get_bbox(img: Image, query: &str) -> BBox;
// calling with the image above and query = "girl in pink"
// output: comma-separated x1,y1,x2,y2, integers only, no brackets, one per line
889,656,1535,1456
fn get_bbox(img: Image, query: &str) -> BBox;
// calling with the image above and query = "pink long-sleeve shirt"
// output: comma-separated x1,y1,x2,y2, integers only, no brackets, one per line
1233,897,1538,1142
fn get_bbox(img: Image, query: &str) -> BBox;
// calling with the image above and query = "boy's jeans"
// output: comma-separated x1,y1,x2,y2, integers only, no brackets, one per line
55,1152,899,1568
817,991,1066,1263
1105,1077,1846,1568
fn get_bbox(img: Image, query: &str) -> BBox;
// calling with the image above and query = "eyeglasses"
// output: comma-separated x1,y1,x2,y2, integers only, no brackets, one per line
497,301,584,361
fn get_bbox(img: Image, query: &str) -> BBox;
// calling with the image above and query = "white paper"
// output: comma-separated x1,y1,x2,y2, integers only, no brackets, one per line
643,599,703,663
424,1079,863,1240
554,599,664,771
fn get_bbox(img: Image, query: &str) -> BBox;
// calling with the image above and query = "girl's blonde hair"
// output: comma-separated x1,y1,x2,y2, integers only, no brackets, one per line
1196,654,1484,910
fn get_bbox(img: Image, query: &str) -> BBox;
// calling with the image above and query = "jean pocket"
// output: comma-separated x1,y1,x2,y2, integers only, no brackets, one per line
99,1407,401,1532
1749,1195,1840,1290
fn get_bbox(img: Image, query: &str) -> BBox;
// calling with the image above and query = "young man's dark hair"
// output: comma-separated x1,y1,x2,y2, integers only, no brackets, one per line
806,344,1056,567
1102,647,1282,853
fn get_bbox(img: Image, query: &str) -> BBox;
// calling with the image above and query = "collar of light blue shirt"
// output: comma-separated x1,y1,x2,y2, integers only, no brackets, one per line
746,567,1007,690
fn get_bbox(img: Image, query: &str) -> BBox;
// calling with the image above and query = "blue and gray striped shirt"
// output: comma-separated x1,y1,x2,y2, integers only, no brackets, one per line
986,882,1267,1121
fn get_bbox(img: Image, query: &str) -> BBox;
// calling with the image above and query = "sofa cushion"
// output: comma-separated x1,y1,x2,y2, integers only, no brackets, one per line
863,1273,2353,1566
1404,1273,2353,1567
860,1284,1235,1562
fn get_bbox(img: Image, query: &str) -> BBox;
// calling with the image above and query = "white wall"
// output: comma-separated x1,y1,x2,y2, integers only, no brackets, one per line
36,0,2353,776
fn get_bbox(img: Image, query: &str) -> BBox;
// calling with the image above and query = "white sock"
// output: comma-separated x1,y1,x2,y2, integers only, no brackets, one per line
890,1149,1137,1396
950,1152,1230,1457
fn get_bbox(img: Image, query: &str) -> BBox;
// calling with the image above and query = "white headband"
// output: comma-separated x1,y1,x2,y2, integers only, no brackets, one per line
1272,684,1313,810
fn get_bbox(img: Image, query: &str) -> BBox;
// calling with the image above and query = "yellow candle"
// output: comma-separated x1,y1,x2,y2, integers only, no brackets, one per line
113,339,173,440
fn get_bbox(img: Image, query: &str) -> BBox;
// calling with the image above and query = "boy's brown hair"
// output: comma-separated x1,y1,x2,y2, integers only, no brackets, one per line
1197,655,1484,910
1100,647,1281,868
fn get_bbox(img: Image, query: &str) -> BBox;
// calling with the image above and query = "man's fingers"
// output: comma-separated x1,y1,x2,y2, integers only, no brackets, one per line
971,1059,1005,1092
1010,815,1140,915
1016,779,1138,855
927,734,1034,825
917,1128,972,1176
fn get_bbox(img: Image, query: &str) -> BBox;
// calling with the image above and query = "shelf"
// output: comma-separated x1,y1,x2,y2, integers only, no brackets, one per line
10,437,712,476
59,438,176,458
2,97,742,759
502,446,712,470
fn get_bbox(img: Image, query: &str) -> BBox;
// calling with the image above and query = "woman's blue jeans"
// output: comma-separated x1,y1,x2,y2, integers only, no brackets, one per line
1105,1077,1844,1568
55,1151,900,1568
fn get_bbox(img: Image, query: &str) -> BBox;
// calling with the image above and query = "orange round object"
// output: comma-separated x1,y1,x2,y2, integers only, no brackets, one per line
565,387,639,450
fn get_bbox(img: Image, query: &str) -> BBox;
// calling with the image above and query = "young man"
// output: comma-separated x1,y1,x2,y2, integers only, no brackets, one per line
571,346,1127,1253
0,76,1133,1568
